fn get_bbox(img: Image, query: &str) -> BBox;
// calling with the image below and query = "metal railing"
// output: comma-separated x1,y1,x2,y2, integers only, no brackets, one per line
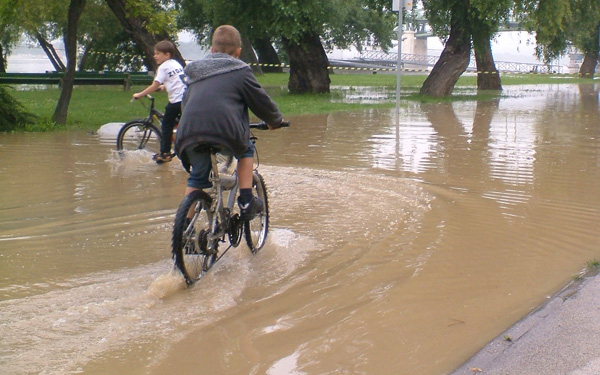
357,51,562,73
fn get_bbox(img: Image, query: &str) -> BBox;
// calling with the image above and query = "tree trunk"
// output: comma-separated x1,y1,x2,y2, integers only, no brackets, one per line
78,39,94,71
53,0,86,125
0,44,5,73
282,32,330,94
579,24,600,79
35,30,66,72
420,1,471,97
578,52,598,78
240,36,262,75
104,0,185,71
253,38,282,73
473,34,502,90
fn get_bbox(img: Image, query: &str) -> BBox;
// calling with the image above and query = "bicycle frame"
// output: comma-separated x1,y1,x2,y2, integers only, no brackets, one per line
148,100,164,124
147,95,180,145
205,152,239,252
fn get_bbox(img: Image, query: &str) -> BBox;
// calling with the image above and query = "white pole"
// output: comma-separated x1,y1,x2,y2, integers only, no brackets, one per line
396,8,403,119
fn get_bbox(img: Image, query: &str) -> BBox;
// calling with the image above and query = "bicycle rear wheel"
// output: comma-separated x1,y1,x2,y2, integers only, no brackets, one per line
172,190,216,285
244,171,269,253
116,120,162,155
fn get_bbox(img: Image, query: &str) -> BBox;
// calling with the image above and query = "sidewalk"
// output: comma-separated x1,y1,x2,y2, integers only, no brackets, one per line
450,269,600,375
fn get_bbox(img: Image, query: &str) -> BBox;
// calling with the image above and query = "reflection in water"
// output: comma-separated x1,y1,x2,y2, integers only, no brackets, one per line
331,85,395,103
0,84,599,375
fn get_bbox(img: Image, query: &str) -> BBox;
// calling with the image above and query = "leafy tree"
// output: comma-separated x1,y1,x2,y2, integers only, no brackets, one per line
516,0,600,78
104,0,185,71
178,0,396,94
421,0,472,97
570,1,600,77
470,0,511,90
421,0,510,96
0,21,21,72
276,0,396,93
78,1,146,71
53,0,86,125
1,0,84,124
0,0,68,72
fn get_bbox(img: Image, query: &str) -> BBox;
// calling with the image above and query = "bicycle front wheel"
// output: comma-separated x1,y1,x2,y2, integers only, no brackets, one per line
244,171,269,253
172,190,216,285
116,120,162,155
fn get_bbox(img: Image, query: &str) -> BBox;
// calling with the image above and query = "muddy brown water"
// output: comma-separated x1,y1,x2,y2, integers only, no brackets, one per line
1,84,600,375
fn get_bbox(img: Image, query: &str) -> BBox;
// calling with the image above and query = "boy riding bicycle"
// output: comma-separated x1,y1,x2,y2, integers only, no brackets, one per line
133,40,185,164
175,25,285,220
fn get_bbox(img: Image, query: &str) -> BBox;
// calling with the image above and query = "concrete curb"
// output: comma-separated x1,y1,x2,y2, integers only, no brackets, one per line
450,267,600,375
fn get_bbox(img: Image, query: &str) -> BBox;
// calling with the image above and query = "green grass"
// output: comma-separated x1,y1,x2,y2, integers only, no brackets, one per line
587,259,600,269
8,86,170,132
574,259,600,280
3,72,598,132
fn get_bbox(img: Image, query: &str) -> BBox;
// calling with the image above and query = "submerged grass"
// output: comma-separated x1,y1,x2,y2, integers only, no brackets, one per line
257,71,594,88
3,72,598,132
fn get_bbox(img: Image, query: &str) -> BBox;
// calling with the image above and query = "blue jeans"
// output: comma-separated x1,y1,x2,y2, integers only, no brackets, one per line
184,141,255,189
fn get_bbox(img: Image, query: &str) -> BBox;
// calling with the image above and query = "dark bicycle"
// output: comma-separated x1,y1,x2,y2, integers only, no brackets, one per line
172,121,290,285
116,95,175,156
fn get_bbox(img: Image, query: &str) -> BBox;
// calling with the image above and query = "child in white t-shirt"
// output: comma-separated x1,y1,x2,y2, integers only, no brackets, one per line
133,40,185,164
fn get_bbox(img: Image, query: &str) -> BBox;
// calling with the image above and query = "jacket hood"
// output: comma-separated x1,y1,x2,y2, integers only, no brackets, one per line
184,53,248,85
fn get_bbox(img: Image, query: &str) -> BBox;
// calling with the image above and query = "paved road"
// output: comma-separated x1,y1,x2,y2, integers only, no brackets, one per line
450,269,600,375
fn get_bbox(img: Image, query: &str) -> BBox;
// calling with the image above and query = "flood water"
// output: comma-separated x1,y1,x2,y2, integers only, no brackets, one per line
1,83,600,375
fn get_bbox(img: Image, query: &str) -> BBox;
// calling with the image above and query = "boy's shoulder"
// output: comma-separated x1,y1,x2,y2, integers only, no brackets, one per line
185,54,249,84
162,58,184,69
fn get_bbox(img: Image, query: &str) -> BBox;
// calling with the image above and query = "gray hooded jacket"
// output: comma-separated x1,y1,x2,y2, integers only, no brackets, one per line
175,53,283,170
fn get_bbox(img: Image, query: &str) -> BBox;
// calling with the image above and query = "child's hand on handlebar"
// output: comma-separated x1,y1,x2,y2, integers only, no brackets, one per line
268,119,289,130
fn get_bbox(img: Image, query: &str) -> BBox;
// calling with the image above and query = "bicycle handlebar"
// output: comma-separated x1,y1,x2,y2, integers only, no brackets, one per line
249,121,291,130
130,94,155,103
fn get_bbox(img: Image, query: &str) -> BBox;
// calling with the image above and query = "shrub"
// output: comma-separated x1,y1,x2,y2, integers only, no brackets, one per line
0,86,37,132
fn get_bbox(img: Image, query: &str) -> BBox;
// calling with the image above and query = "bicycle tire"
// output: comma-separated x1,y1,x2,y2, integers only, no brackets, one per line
244,171,269,253
116,120,162,155
172,190,216,285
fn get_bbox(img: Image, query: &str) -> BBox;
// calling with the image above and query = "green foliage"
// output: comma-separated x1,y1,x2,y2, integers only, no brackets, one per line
422,0,511,44
530,0,572,61
124,0,179,35
77,1,147,71
422,0,453,41
570,0,600,53
80,35,147,72
0,2,23,63
515,0,600,62
587,259,600,269
2,0,179,73
178,0,396,52
322,0,396,51
0,86,37,132
1,0,67,40
0,0,60,66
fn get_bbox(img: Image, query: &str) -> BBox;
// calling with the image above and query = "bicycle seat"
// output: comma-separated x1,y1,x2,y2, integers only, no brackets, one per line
193,143,225,155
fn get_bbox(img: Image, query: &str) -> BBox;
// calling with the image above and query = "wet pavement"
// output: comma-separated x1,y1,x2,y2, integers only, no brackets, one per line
450,270,600,375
